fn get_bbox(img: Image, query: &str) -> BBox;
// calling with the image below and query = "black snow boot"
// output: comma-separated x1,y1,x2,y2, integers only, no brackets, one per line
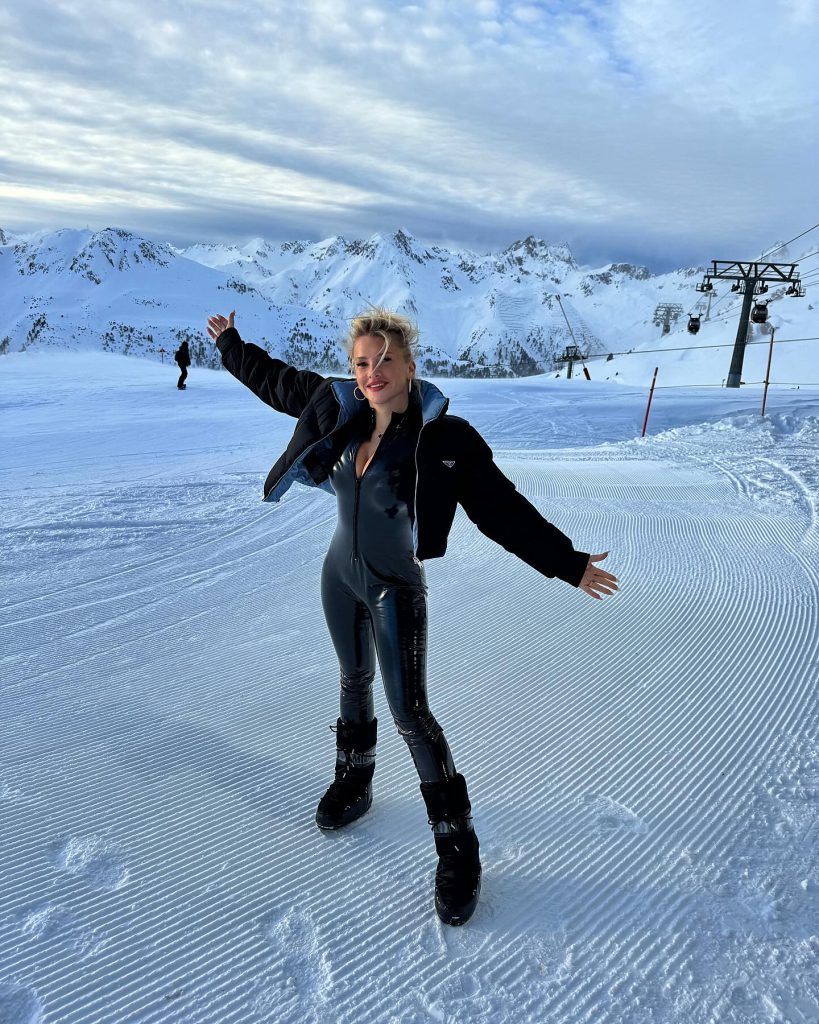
315,717,377,831
419,773,482,926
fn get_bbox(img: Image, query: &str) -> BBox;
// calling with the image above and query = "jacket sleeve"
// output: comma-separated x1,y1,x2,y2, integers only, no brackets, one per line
456,425,590,587
215,326,326,418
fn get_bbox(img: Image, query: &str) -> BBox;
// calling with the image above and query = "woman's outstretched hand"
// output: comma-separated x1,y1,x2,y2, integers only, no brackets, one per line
578,552,619,600
207,310,235,341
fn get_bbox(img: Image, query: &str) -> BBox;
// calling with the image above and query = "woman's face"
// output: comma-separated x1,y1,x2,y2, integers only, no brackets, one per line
352,334,415,409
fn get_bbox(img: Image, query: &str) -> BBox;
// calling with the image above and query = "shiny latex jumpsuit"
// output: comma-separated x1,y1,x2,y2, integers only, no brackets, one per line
320,392,457,785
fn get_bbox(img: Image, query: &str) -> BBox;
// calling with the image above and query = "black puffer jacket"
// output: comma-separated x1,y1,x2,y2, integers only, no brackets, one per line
216,327,589,587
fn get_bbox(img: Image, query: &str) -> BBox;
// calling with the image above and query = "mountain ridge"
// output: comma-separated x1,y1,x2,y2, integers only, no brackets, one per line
1,225,813,381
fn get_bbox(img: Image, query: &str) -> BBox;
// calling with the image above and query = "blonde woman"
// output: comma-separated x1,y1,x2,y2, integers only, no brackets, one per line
206,307,618,926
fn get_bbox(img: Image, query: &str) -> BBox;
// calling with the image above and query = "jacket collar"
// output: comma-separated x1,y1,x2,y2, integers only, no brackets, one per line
330,377,449,429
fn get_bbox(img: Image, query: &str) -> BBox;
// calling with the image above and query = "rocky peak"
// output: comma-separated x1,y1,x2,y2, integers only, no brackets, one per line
391,228,430,264
503,236,575,266
607,262,652,280
67,227,172,282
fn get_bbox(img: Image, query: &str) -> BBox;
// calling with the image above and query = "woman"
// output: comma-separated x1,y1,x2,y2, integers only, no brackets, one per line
206,307,618,926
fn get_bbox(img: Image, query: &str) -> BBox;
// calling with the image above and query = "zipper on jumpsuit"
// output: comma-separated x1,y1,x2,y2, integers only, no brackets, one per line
353,467,361,563
352,426,420,568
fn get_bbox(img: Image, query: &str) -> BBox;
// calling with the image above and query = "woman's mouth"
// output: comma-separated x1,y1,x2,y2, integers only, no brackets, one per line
367,382,386,391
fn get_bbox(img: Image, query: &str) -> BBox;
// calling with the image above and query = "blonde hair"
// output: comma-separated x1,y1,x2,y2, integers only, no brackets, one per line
346,306,419,373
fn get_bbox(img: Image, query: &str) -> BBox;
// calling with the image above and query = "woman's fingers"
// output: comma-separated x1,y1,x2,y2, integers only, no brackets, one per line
587,553,618,578
206,311,237,340
206,314,229,339
579,558,620,599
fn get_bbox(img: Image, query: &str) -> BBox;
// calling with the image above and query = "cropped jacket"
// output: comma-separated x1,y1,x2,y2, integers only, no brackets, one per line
216,327,589,586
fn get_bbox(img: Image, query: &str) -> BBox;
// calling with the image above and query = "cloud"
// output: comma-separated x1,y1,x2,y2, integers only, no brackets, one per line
0,0,816,269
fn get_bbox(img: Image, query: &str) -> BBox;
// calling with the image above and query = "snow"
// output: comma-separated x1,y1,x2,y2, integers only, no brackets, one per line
2,351,819,1024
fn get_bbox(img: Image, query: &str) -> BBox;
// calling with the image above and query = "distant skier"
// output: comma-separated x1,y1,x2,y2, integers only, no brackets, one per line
206,306,618,927
174,341,191,389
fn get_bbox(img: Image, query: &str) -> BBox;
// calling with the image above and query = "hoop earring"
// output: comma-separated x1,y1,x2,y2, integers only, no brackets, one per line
408,378,413,393
353,385,367,401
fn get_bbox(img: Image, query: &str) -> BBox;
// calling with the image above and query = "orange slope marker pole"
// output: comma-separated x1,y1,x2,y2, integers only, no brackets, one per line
641,367,659,437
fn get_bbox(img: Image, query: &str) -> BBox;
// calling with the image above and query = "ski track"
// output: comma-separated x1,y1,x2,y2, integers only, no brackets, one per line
3,415,819,1022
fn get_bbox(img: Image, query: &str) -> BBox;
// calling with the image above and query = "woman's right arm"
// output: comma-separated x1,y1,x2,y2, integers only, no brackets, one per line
208,313,326,419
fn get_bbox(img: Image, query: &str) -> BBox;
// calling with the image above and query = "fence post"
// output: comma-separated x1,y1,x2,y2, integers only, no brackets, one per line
761,327,776,417
641,367,659,437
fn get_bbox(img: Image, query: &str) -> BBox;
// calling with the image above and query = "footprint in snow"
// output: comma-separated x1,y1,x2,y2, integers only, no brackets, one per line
0,983,44,1024
581,794,649,835
50,835,129,891
419,928,572,1023
252,907,333,1018
0,780,26,804
15,901,103,955
518,928,574,985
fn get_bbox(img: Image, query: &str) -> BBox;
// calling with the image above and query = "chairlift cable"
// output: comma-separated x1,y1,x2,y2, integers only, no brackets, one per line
598,335,819,358
793,247,819,265
691,226,816,320
758,221,819,259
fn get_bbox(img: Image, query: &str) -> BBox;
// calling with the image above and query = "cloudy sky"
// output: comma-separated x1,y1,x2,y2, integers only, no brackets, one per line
1,0,817,270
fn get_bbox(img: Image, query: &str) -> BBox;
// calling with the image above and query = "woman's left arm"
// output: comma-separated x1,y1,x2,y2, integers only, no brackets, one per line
456,425,615,594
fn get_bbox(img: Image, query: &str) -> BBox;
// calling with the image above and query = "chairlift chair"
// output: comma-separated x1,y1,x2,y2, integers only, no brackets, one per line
751,301,769,324
687,315,701,335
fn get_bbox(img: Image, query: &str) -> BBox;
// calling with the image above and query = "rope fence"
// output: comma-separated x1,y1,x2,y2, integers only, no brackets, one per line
648,381,819,390
585,372,819,437
623,327,819,434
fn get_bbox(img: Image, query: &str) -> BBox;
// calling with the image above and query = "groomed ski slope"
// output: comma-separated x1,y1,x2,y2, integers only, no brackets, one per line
2,352,818,1024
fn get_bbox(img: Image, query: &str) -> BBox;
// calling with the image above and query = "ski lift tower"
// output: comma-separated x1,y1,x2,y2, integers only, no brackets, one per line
554,294,589,379
559,344,584,380
653,303,684,336
696,260,802,388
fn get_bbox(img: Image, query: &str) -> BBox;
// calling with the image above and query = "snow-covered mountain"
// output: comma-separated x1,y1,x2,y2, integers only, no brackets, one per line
1,226,815,382
0,227,343,374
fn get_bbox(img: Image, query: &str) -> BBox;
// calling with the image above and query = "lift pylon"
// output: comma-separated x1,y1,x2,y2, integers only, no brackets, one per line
698,261,802,387
653,303,684,335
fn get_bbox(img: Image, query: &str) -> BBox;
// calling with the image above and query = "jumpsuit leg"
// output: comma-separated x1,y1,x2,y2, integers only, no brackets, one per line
321,559,376,723
368,584,456,784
